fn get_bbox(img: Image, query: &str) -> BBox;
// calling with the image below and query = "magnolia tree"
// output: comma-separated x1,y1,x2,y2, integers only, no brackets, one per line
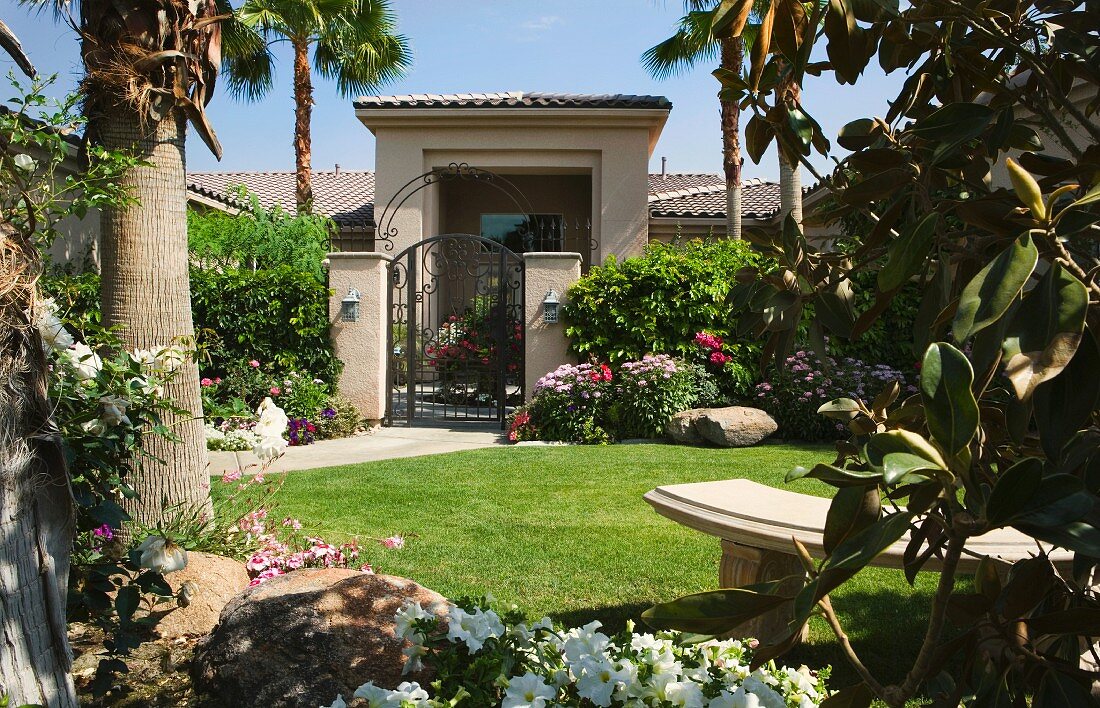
647,0,1100,706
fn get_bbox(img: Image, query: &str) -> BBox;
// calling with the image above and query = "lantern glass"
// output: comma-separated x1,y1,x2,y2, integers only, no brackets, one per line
341,288,361,323
543,289,561,324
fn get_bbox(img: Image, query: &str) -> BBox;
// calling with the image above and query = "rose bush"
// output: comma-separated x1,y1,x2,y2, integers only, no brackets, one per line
326,597,830,707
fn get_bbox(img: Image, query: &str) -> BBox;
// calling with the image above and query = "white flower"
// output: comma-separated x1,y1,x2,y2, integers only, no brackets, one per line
135,535,187,574
154,345,187,373
130,348,157,367
665,681,706,708
99,395,131,426
709,687,764,708
65,342,102,380
576,657,633,707
401,642,428,675
13,153,36,171
741,675,787,708
320,696,346,708
785,666,820,699
36,302,74,353
253,397,289,461
253,434,287,462
353,681,430,707
394,601,434,640
502,672,555,708
446,606,504,653
82,419,108,436
563,620,611,667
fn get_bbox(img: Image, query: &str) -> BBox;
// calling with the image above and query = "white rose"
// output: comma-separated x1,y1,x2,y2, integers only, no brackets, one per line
13,153,36,171
66,342,102,380
99,395,131,426
36,301,74,353
134,535,187,574
154,345,187,373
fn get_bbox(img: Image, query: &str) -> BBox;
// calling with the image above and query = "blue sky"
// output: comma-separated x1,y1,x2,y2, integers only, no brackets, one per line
3,1,906,181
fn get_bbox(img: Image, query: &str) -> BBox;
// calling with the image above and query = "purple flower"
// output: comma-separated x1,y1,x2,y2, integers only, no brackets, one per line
93,524,114,541
322,408,337,418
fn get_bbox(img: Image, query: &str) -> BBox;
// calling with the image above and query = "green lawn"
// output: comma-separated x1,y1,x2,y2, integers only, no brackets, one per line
274,441,955,689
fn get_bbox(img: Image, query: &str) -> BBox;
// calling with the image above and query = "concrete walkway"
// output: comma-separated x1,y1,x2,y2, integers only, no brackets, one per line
208,424,507,474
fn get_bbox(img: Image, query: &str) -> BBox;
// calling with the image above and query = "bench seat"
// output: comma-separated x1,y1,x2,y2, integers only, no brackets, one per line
644,478,1073,574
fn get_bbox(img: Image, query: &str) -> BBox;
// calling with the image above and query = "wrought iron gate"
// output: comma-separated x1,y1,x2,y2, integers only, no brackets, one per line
386,235,525,427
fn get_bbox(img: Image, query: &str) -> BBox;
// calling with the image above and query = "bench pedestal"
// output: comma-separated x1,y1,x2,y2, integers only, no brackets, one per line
719,540,809,645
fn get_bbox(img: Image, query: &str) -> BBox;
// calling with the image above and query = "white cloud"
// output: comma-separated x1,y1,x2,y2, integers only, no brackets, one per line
519,15,562,32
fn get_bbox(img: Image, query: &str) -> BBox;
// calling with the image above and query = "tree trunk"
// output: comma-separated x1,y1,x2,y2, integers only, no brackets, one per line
720,37,744,240
96,108,212,533
778,71,803,227
0,223,77,707
293,38,314,212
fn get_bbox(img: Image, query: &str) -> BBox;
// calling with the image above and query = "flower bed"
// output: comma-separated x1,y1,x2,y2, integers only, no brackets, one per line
327,597,829,707
753,351,913,441
509,355,701,443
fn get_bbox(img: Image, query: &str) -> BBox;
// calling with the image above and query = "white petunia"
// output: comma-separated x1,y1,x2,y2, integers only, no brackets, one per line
401,642,428,675
665,681,706,708
562,620,611,668
785,666,820,699
135,535,187,574
709,687,764,708
502,672,555,708
742,675,788,708
576,657,633,707
320,696,346,708
66,342,102,380
446,606,505,653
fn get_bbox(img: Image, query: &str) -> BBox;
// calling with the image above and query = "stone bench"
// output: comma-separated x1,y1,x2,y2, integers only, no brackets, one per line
644,478,1074,642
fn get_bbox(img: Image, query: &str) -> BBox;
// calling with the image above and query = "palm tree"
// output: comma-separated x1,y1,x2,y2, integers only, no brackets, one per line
644,2,758,240
219,0,411,211
18,0,224,540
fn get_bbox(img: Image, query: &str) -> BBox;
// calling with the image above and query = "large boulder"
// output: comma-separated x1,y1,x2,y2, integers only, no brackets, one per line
192,569,449,708
695,407,778,447
666,409,707,444
152,552,251,639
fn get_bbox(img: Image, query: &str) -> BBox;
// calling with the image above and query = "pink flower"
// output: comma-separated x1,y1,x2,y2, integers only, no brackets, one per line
215,377,223,384
381,535,406,550
270,386,281,396
200,377,214,387
249,359,260,368
221,470,243,483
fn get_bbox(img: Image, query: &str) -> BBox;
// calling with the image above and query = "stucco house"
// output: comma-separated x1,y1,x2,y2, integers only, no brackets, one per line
186,92,788,269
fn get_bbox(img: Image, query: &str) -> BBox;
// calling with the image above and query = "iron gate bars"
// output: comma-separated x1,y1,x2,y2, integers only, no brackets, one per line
386,234,525,428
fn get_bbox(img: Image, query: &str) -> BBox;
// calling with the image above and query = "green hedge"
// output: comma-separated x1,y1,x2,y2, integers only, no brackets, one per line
43,267,339,382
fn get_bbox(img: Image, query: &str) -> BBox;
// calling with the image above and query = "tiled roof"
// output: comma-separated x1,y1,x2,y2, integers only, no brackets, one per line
185,169,779,228
354,91,671,110
186,170,375,229
648,174,780,220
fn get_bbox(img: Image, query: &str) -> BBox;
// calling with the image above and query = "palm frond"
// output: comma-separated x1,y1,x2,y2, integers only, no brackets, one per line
311,0,410,97
642,10,718,79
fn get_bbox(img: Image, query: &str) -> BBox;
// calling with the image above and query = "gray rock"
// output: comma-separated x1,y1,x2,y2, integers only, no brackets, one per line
696,407,778,447
152,552,251,639
666,409,708,444
192,569,449,708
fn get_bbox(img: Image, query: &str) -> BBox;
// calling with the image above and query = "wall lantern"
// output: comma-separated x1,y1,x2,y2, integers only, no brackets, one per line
543,289,561,324
341,287,361,323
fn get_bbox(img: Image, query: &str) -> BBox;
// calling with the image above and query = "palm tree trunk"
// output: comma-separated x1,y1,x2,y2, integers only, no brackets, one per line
96,107,212,533
293,38,314,212
720,37,744,240
778,71,803,227
0,224,77,707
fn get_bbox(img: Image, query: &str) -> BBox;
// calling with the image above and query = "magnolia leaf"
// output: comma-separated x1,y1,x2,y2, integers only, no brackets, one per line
749,0,774,91
745,113,774,164
1002,263,1088,402
953,233,1038,342
837,118,880,151
1034,668,1095,708
712,0,756,38
840,167,913,205
909,102,996,142
986,458,1043,527
881,452,942,485
641,589,791,634
1035,330,1100,461
1019,518,1100,559
818,397,862,420
920,343,979,455
864,430,949,472
877,213,938,292
787,463,882,487
815,280,856,338
824,486,881,556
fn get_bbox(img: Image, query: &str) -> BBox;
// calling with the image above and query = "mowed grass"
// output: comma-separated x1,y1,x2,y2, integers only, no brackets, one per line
273,442,955,687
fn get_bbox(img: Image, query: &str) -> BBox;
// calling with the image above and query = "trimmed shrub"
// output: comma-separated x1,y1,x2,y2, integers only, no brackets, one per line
563,239,763,398
609,354,699,439
190,266,338,383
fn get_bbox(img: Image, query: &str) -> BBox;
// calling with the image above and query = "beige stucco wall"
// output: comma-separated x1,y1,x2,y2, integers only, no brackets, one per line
326,252,391,421
524,252,582,400
362,109,666,267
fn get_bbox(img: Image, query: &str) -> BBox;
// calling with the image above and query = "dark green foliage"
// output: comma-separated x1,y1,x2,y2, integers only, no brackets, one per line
563,239,763,393
190,266,338,383
44,267,338,385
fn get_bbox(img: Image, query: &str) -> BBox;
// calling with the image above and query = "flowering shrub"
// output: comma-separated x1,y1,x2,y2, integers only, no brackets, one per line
426,297,523,377
204,421,260,452
692,331,755,401
315,395,363,440
753,351,913,441
525,363,615,443
609,355,699,439
288,417,317,446
327,597,830,707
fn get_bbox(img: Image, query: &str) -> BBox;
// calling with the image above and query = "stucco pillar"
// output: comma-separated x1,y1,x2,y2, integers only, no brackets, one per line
524,252,583,401
326,252,391,422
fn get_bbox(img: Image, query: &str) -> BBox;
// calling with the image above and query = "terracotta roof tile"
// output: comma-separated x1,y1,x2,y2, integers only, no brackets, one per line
186,170,375,229
647,174,780,220
354,91,671,110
